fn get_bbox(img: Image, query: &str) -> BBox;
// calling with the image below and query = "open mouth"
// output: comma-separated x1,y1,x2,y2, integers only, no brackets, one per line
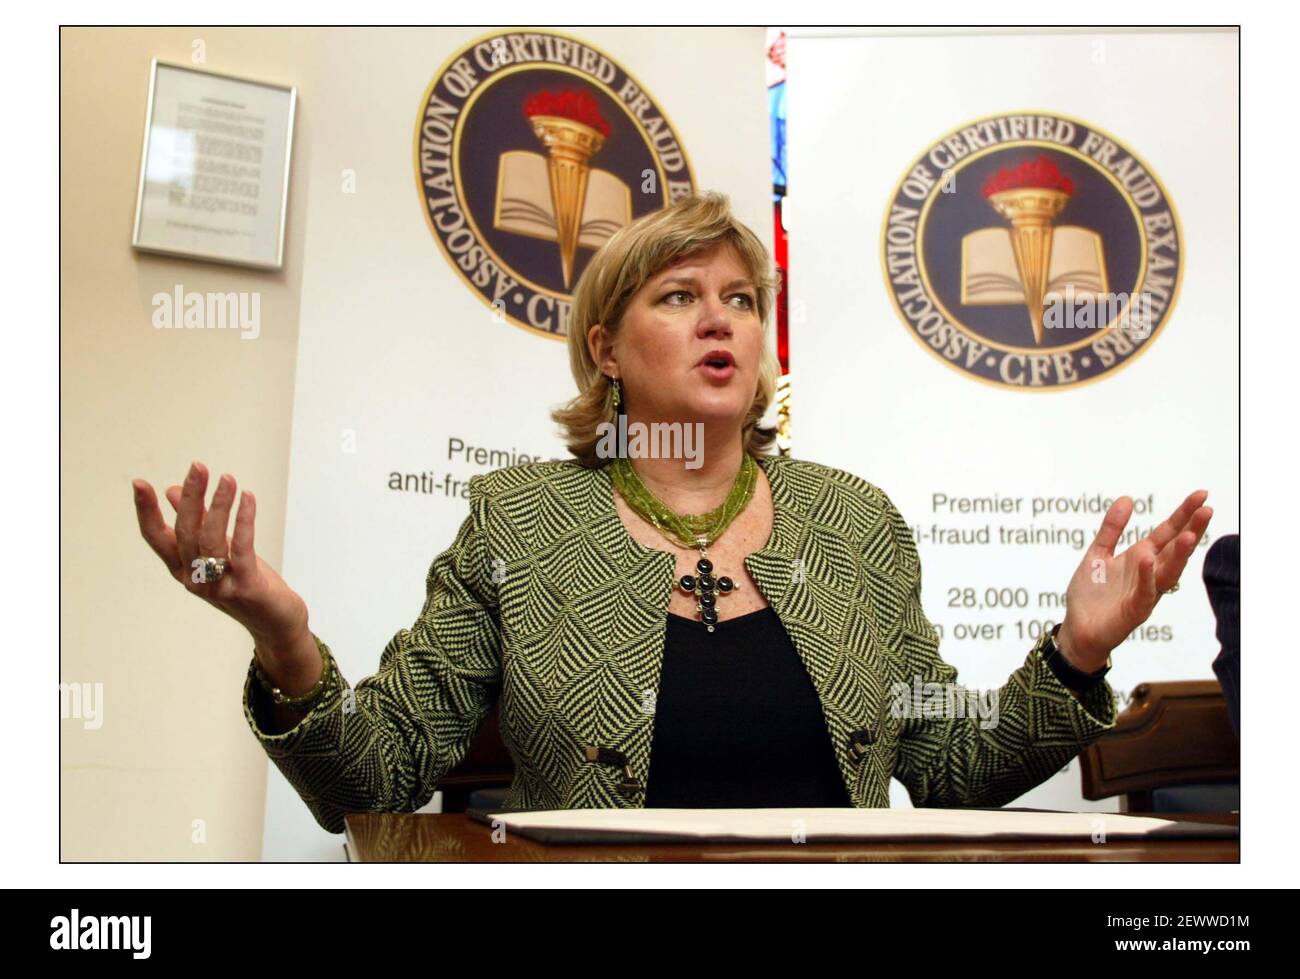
699,351,735,370
697,350,736,383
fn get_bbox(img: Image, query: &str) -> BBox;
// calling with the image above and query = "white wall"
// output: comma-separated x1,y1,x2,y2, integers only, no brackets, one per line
61,27,333,859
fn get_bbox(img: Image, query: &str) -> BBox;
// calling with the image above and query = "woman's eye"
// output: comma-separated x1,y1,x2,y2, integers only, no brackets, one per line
660,290,754,309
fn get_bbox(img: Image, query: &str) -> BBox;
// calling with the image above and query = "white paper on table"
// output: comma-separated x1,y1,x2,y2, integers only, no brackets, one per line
482,807,1238,845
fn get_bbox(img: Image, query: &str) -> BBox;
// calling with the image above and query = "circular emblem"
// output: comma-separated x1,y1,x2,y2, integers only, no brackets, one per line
881,111,1183,388
414,30,696,340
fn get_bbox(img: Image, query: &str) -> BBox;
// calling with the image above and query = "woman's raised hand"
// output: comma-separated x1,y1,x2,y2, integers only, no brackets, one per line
1058,489,1214,673
132,461,321,691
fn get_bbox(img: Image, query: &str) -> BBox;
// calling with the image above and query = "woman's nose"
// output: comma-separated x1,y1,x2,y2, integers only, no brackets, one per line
695,296,734,337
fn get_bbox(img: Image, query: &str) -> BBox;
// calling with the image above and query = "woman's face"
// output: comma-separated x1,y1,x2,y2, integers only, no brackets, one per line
593,240,763,435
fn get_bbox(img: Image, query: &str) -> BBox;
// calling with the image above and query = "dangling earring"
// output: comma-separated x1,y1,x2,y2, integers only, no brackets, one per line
610,376,623,415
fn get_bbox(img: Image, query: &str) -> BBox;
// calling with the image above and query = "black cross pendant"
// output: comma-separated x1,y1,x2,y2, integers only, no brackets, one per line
677,549,736,633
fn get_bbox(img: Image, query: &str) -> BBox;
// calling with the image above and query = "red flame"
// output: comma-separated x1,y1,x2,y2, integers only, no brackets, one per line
981,155,1074,197
523,88,611,137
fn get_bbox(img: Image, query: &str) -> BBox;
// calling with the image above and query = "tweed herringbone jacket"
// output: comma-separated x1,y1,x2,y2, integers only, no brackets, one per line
243,455,1117,834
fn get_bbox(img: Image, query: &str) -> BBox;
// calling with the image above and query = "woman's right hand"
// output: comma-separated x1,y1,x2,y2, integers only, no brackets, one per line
132,461,322,693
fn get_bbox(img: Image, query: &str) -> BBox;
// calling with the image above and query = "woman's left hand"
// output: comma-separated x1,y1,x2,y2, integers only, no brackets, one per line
1057,490,1214,672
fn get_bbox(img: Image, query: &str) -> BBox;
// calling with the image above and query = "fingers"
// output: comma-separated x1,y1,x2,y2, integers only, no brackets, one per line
174,461,209,571
198,473,237,560
1135,552,1157,609
1152,531,1196,592
1091,496,1135,559
132,479,183,576
230,490,258,586
1147,489,1209,552
141,463,258,599
1154,505,1214,591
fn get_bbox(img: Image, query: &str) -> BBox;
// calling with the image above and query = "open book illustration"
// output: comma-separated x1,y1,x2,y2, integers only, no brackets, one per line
961,225,1109,304
494,150,632,252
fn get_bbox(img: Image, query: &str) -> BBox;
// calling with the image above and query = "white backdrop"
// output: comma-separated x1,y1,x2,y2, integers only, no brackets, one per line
265,28,1238,859
786,28,1238,811
264,27,773,861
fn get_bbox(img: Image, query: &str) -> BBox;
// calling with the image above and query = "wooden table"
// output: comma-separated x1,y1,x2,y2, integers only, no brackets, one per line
344,811,1239,863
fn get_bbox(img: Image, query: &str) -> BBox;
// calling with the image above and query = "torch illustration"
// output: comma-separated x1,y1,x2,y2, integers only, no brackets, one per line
982,155,1074,345
523,88,612,289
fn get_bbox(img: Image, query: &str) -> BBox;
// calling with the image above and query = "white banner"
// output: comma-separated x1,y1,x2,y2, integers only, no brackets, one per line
788,28,1238,811
264,27,772,861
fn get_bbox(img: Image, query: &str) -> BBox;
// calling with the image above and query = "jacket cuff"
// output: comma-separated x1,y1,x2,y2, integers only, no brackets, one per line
1022,644,1118,737
242,633,345,748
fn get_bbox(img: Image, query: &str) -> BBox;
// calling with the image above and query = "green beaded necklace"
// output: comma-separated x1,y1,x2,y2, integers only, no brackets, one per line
610,454,757,633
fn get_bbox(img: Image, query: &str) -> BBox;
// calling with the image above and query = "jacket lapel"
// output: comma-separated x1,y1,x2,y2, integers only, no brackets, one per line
745,457,889,805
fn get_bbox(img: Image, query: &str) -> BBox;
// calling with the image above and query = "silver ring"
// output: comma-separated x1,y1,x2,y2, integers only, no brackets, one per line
199,556,228,584
1161,580,1180,595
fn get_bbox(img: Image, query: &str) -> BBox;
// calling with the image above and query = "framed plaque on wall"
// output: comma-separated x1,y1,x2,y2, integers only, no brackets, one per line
131,59,296,270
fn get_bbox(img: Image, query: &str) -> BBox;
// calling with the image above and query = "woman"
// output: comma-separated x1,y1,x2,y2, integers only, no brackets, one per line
132,192,1213,834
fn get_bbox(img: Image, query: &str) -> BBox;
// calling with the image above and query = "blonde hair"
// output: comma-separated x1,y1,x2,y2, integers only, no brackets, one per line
552,190,782,467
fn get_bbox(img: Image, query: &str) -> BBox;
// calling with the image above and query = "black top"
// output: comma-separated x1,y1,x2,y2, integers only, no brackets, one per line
643,605,853,808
